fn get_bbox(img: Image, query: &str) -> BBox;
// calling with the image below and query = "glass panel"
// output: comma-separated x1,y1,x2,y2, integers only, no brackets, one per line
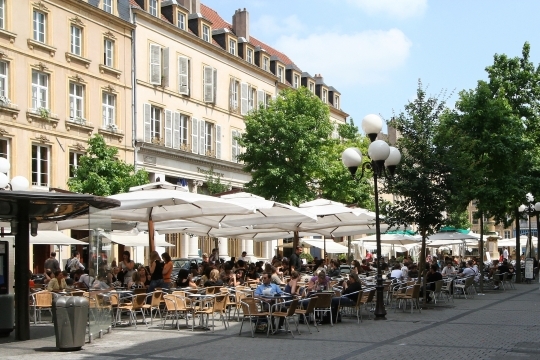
87,206,111,341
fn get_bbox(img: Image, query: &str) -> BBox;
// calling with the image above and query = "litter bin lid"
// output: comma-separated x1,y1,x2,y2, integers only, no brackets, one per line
53,296,89,307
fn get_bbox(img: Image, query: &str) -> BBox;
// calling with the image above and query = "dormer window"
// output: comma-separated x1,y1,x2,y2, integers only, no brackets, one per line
334,95,339,109
103,0,113,13
149,0,158,17
277,66,284,83
202,24,210,42
177,12,186,30
293,74,300,89
229,39,236,56
247,48,253,64
322,89,328,103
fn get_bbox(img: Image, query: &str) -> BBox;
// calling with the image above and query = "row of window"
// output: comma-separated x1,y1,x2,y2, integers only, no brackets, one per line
0,60,117,126
0,138,83,187
142,104,242,163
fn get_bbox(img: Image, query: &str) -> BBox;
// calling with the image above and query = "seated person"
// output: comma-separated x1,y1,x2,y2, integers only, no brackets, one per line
441,262,456,276
47,270,67,291
361,259,371,272
493,260,510,290
488,260,500,279
407,264,419,279
74,269,95,289
128,271,147,289
177,268,198,288
43,269,54,285
424,264,442,302
204,269,224,287
456,260,477,283
307,270,331,292
254,272,283,297
246,264,260,281
284,271,302,296
388,264,403,281
327,260,341,277
331,272,362,321
270,266,284,285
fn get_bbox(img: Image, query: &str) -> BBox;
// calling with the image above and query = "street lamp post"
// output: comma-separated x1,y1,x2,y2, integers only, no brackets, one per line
341,114,401,320
518,193,540,261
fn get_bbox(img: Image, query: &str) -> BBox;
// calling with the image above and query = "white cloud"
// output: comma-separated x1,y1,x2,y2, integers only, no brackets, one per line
347,0,427,19
273,29,412,86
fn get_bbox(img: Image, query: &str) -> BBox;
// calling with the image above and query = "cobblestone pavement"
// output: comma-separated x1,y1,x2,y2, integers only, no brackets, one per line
3,283,540,360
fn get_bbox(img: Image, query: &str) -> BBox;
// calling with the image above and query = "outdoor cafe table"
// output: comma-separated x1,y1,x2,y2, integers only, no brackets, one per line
187,293,215,331
257,294,293,333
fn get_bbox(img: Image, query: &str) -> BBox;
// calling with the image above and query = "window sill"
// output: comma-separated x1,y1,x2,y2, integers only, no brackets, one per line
98,126,124,142
0,28,16,43
26,110,59,128
66,118,94,135
99,64,122,79
27,39,56,57
0,103,20,119
65,52,91,68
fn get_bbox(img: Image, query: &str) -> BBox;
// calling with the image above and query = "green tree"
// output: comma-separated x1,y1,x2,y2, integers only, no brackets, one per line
385,81,454,296
436,43,538,285
204,169,231,195
317,118,374,209
67,134,149,196
445,210,472,230
237,87,333,205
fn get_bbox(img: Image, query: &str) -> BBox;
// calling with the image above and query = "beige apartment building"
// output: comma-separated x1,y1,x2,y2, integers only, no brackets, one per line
0,0,134,272
130,0,348,260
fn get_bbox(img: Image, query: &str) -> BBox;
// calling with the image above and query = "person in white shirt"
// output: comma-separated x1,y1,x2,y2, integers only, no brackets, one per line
239,251,248,262
441,262,456,276
389,264,403,280
503,247,509,260
401,262,409,280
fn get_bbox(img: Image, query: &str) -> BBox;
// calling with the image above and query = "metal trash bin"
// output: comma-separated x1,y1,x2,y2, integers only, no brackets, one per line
52,296,88,351
0,294,14,337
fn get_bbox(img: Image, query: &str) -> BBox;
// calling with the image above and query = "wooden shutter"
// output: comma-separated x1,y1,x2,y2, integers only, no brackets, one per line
162,47,170,87
240,82,248,115
215,124,221,159
143,103,151,142
173,112,180,149
257,90,264,109
199,119,206,155
229,78,235,110
231,130,238,163
69,96,75,118
203,66,213,103
164,109,172,147
191,117,198,153
178,56,189,95
150,44,161,85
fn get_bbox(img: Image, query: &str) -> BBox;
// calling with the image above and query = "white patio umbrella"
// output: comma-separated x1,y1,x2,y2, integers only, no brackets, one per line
354,233,420,246
108,181,255,250
30,231,87,245
102,231,175,247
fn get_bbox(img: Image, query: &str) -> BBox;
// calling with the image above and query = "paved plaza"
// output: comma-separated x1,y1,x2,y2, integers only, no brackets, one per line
2,283,540,360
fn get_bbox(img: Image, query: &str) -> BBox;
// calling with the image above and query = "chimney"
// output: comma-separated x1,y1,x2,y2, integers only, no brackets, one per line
232,8,249,41
191,0,200,13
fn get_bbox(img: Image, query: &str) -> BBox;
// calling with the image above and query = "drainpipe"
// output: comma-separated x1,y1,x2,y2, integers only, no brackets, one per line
131,13,138,170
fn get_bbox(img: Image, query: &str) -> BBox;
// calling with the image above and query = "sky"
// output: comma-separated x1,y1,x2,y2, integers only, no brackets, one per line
203,0,540,133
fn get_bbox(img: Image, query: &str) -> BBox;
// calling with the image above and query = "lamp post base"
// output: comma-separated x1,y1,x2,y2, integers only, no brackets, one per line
373,283,387,320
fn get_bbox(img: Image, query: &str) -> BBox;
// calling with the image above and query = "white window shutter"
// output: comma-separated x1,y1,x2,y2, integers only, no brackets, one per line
240,82,248,115
178,56,189,95
215,124,221,159
191,117,199,154
150,44,161,85
231,130,238,163
229,78,234,110
173,112,180,149
213,68,217,104
69,97,74,118
203,66,213,103
199,119,206,155
164,109,172,147
143,103,151,142
257,90,264,109
162,47,170,87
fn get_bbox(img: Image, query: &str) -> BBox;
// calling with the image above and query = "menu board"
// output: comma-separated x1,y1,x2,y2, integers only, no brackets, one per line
525,258,534,280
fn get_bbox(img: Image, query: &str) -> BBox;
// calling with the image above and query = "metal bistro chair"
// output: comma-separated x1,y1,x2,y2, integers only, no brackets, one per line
295,296,319,333
239,298,271,338
271,298,301,338
30,290,53,324
395,284,421,314
312,292,334,326
426,280,444,304
454,276,475,299
143,290,163,325
162,294,182,330
117,293,149,328
338,290,363,323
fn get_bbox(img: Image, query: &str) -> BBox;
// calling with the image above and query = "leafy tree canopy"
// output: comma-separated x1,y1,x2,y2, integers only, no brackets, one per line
237,87,333,206
67,134,148,196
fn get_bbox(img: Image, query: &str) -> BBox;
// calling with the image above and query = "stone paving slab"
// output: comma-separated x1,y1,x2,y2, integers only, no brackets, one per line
2,283,540,360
